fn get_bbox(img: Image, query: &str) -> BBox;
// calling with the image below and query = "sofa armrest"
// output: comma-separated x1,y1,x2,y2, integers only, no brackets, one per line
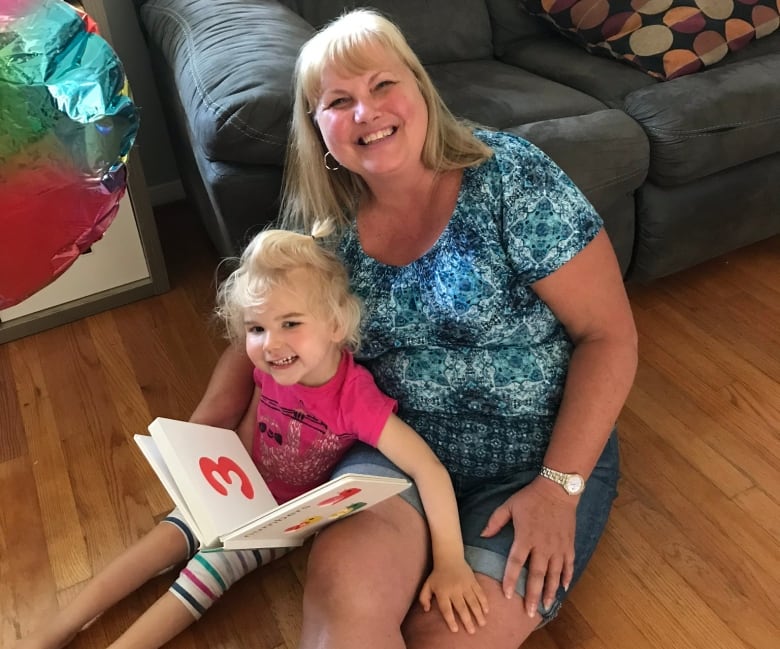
140,0,313,166
624,51,780,185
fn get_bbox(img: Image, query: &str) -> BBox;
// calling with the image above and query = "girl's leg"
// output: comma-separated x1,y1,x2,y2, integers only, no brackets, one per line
107,547,285,649
299,497,430,649
16,521,189,649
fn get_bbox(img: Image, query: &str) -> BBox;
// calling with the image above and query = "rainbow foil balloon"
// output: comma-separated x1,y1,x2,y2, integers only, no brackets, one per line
0,0,139,309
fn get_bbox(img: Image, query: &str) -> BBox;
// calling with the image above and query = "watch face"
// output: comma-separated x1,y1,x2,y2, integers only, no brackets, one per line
564,474,585,495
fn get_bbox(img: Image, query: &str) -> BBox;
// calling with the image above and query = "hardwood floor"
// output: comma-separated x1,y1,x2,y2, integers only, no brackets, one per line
2,201,778,649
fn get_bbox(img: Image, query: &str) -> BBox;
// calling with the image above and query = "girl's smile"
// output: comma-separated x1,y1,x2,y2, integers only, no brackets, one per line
243,269,344,387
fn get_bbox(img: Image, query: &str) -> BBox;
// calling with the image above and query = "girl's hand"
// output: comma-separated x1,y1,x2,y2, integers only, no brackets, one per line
418,559,489,633
480,478,578,618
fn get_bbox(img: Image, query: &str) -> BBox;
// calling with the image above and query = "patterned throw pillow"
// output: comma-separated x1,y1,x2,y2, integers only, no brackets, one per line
523,0,780,80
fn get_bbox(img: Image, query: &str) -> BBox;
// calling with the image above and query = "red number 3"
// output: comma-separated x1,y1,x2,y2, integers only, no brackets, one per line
198,456,255,499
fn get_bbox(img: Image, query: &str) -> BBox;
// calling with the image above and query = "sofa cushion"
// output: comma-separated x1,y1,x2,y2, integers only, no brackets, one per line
140,0,313,166
486,0,554,56
623,51,780,185
522,0,780,80
294,0,494,64
631,152,780,281
499,34,657,108
507,109,649,216
427,59,606,127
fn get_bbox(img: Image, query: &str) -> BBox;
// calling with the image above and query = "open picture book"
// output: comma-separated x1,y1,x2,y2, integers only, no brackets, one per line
135,417,411,550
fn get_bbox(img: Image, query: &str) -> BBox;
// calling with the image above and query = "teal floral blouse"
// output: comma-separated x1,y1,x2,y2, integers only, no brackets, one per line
339,130,602,477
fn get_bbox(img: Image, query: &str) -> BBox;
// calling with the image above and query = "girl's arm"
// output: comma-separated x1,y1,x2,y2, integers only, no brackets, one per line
190,344,256,429
376,415,489,634
236,387,261,453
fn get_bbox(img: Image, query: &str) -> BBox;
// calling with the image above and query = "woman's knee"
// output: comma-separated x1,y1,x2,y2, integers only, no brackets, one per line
304,500,429,619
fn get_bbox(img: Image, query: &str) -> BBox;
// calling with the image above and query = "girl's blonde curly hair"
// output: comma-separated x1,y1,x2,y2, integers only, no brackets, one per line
215,226,362,351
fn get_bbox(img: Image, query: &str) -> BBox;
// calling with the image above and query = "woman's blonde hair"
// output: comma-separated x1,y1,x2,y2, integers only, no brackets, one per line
215,227,362,351
280,8,493,235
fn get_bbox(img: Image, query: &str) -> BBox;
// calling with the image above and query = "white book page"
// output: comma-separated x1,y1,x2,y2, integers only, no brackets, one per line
146,418,278,547
223,474,411,550
134,435,207,542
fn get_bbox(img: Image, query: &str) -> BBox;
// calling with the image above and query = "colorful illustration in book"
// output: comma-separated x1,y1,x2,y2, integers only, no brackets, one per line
329,502,368,519
317,487,362,506
284,516,323,534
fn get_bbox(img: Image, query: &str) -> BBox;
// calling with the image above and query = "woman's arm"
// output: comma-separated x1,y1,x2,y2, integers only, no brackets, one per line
483,228,638,615
190,344,257,429
376,415,489,634
533,229,638,481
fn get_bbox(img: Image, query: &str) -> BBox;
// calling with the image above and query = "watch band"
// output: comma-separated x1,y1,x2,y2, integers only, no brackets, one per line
539,465,586,495
540,466,568,484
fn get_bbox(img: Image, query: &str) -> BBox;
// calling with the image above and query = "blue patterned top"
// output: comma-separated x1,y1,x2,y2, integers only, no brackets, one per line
339,130,602,477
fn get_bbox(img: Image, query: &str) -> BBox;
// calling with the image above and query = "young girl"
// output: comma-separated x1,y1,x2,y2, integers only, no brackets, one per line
17,228,488,649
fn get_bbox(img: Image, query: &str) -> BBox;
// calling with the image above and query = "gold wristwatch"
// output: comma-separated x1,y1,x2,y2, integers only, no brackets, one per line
539,466,586,495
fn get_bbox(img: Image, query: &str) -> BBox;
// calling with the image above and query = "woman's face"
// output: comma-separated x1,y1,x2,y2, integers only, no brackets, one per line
313,44,429,183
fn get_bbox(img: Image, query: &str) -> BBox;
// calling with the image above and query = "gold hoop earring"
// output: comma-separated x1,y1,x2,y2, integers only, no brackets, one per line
324,151,341,171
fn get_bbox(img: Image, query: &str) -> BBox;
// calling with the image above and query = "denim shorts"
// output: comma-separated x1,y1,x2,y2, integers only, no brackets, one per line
332,430,620,625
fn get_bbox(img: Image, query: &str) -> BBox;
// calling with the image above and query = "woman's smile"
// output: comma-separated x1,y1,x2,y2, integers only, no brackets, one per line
358,126,396,145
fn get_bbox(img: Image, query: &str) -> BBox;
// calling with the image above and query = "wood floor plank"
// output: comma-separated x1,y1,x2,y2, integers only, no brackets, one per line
36,322,135,570
0,543,16,647
608,512,746,649
563,556,654,648
0,457,59,638
8,336,92,591
622,403,780,584
619,492,779,649
544,601,596,648
259,559,306,649
632,345,780,493
0,342,26,463
584,527,714,649
86,310,153,436
635,321,780,454
627,382,753,498
517,627,563,649
732,486,780,543
619,409,780,635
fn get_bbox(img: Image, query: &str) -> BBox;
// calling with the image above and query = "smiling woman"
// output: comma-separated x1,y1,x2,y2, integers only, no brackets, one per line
193,8,639,649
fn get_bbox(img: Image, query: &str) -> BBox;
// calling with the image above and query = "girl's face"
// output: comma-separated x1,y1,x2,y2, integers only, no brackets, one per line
243,269,344,387
313,44,429,184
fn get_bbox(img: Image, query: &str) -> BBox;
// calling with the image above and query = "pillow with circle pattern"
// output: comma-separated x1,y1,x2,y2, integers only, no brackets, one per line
522,0,780,80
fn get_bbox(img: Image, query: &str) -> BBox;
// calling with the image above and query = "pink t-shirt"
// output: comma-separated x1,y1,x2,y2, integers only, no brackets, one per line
251,351,397,503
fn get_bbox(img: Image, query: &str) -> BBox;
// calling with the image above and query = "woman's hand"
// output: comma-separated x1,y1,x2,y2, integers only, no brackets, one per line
419,558,489,633
480,478,578,617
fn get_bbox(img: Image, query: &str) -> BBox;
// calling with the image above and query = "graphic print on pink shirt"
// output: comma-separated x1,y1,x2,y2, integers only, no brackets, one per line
251,351,397,503
256,396,356,495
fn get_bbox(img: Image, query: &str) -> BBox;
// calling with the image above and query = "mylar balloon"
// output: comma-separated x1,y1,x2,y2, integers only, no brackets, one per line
0,0,139,309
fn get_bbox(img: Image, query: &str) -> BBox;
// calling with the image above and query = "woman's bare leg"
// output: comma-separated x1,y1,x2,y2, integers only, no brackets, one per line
402,573,539,648
17,522,188,649
299,497,429,649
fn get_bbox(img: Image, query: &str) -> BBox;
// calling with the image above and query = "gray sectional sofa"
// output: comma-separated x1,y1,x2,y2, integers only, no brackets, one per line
135,0,780,282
